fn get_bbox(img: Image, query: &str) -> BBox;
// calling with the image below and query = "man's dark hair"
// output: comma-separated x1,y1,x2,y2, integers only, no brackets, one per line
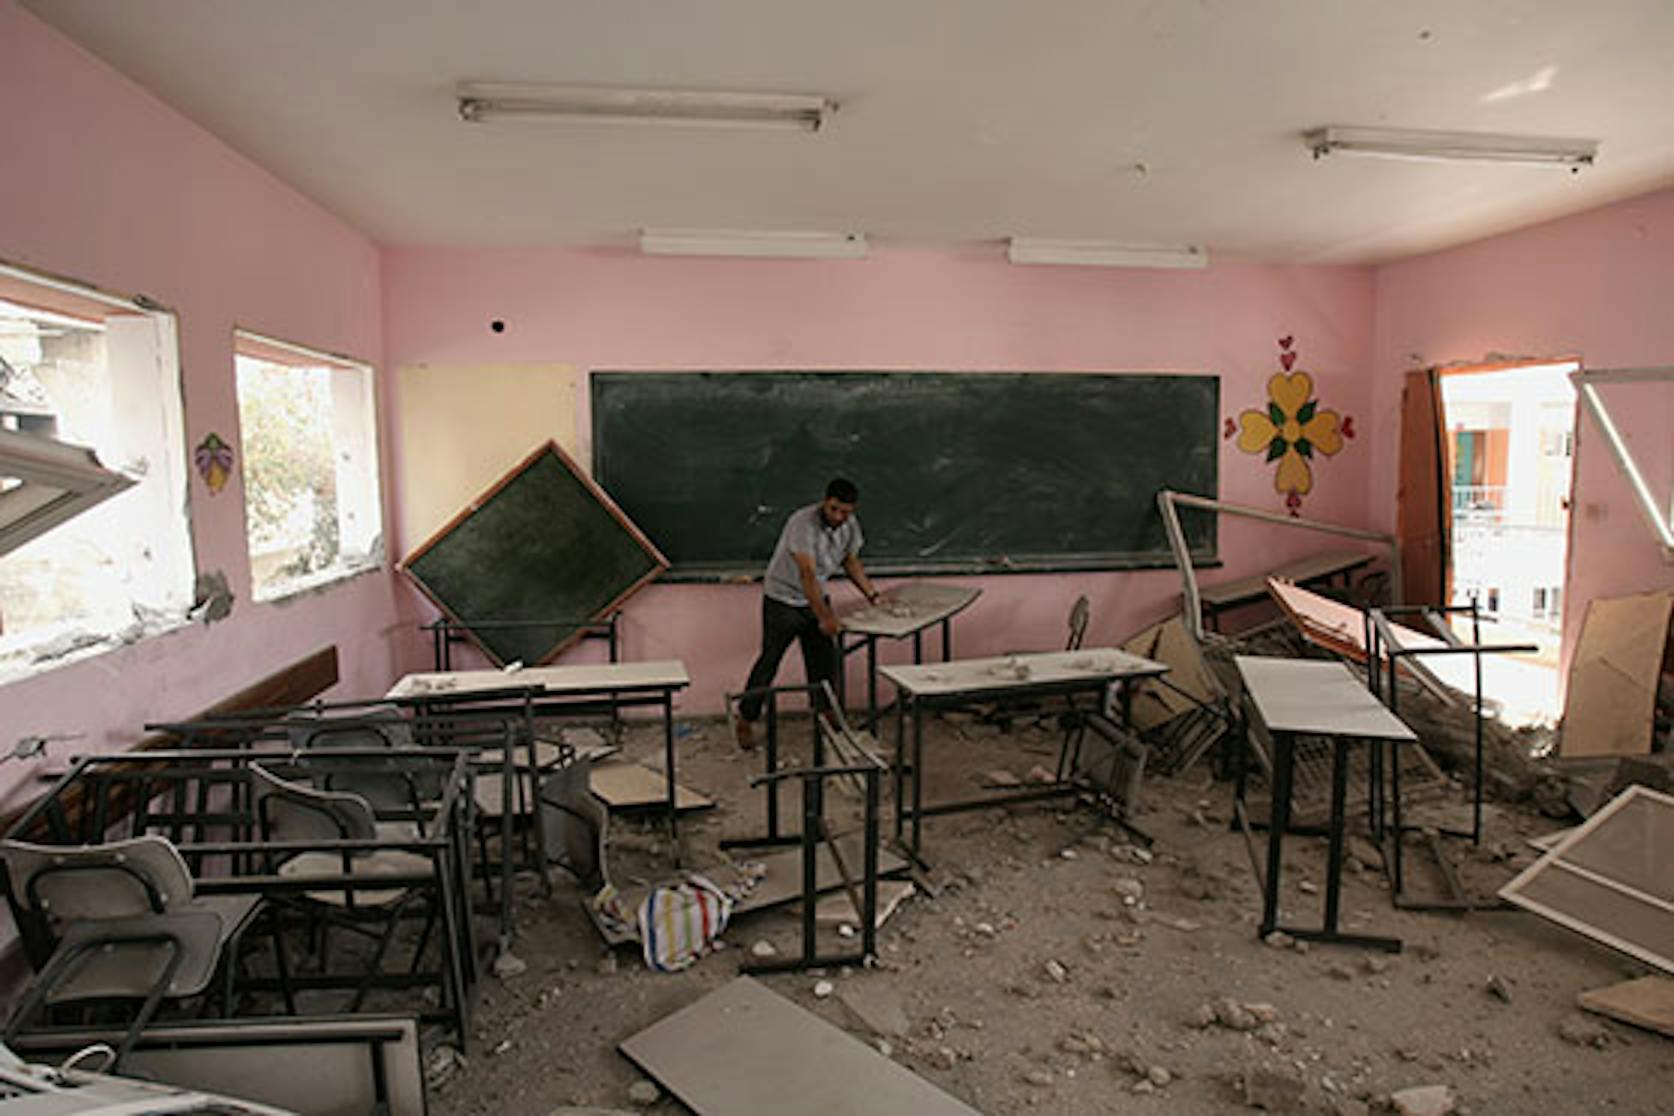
825,477,859,503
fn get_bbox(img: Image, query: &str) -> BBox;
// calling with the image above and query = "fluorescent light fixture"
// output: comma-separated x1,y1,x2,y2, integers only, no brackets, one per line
639,228,867,260
1007,239,1208,269
458,82,833,132
1305,126,1597,168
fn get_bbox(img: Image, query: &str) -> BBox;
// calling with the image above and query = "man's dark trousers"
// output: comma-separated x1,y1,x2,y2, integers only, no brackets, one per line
739,596,837,722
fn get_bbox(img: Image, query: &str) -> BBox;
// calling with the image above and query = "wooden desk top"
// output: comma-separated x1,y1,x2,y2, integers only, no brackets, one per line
387,659,690,700
838,581,982,638
1234,656,1416,741
1199,549,1373,608
881,647,1166,699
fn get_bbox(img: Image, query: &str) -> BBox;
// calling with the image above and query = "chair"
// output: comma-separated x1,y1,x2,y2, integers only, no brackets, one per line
284,706,437,828
249,765,438,1017
0,835,262,1070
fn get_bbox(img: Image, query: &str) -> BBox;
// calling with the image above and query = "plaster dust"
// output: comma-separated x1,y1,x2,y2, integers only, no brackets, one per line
435,716,1674,1115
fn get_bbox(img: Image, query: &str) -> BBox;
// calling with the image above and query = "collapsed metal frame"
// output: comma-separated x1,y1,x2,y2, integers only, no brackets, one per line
145,699,547,947
1364,604,1536,911
722,682,892,974
1571,367,1674,560
1156,489,1404,644
4,747,481,1048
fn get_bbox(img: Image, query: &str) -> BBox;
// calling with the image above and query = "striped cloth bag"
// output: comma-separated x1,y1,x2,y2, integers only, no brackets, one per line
637,873,733,972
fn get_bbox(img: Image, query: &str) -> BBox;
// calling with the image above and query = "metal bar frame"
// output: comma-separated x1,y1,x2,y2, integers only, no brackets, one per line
1158,489,1403,642
1570,367,1674,558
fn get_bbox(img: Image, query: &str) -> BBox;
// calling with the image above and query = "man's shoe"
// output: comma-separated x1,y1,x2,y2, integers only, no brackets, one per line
733,714,757,751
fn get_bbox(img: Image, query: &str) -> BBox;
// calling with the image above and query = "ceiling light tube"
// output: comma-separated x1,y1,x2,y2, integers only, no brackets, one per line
1304,126,1597,168
1006,239,1208,269
458,83,834,132
639,229,867,260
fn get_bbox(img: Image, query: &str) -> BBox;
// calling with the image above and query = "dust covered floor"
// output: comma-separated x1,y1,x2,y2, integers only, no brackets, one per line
433,713,1674,1115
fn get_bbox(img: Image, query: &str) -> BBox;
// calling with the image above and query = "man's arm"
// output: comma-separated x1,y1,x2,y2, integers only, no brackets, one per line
793,552,843,636
843,552,880,604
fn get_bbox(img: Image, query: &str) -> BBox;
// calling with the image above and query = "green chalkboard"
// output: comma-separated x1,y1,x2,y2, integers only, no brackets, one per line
400,442,667,665
591,372,1217,578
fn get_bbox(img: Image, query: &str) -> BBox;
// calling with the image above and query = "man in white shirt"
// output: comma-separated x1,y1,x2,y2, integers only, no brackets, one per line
735,477,880,748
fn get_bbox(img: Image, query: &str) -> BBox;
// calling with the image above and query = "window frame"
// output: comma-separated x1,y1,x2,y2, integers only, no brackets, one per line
232,329,385,603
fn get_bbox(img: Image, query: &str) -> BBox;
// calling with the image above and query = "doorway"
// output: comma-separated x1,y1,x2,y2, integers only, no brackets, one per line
1438,360,1578,721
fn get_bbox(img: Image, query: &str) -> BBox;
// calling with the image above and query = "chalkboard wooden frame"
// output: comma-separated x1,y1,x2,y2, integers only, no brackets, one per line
399,441,667,666
592,370,1218,580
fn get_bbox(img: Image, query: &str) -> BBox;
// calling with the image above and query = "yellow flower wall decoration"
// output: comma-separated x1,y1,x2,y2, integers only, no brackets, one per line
1235,341,1347,515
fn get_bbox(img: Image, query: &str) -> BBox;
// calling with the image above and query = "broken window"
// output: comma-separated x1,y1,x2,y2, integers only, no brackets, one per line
233,331,383,601
0,264,194,681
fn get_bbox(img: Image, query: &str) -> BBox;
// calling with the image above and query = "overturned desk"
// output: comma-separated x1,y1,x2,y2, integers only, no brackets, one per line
837,582,982,728
1198,549,1373,632
387,660,691,859
1234,655,1417,952
882,648,1167,860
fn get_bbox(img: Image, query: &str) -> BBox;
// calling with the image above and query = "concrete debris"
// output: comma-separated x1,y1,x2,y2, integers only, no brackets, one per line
981,769,1022,788
1486,974,1512,1003
1389,1083,1457,1116
1263,931,1296,950
1556,1014,1612,1048
1025,765,1056,785
626,1079,661,1107
1214,999,1261,1032
813,980,835,999
837,984,911,1038
750,940,778,959
1112,877,1145,905
1242,1063,1307,1110
424,1045,465,1092
1043,958,1071,983
492,950,527,979
1022,1068,1055,1086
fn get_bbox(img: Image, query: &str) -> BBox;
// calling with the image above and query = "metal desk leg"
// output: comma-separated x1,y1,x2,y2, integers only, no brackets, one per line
663,691,682,865
941,617,953,661
1323,737,1349,934
499,754,515,946
1259,731,1295,938
892,699,907,845
912,630,924,664
834,635,849,710
866,636,879,728
911,702,926,858
862,772,880,961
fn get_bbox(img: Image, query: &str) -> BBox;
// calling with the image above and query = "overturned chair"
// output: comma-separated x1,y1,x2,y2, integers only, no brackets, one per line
249,764,451,1021
0,835,263,1070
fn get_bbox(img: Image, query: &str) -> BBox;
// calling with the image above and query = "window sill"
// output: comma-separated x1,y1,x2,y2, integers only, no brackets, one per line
253,559,384,605
0,612,194,688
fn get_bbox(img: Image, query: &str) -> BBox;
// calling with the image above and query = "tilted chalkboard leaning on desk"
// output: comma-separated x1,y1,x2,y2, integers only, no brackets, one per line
592,371,1219,579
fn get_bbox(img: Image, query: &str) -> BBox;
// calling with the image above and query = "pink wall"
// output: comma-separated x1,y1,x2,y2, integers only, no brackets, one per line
0,2,401,812
1374,187,1674,681
384,247,1379,713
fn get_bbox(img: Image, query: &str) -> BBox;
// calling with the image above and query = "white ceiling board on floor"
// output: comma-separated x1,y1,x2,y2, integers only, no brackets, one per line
21,0,1674,263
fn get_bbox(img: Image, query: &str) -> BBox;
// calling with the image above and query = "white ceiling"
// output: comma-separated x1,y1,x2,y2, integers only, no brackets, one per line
22,0,1674,263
